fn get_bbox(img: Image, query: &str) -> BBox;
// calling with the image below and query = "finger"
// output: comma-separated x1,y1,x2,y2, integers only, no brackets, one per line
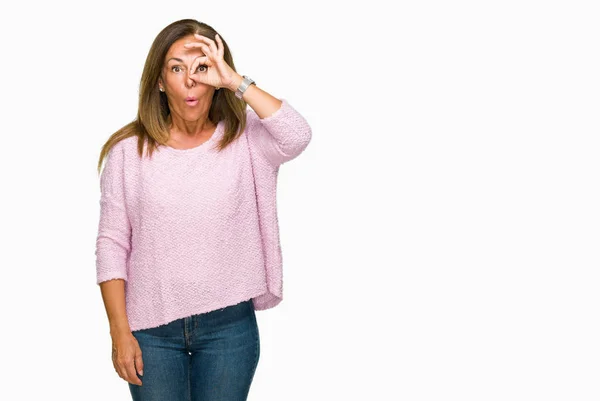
183,42,211,60
115,361,131,383
190,56,198,74
183,42,204,49
118,365,131,384
185,42,211,59
194,33,217,55
125,359,143,386
122,359,142,386
215,33,224,58
190,55,209,76
116,356,141,386
113,353,124,378
135,351,144,377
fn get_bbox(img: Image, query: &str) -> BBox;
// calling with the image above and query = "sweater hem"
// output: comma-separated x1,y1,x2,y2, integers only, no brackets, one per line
128,288,278,332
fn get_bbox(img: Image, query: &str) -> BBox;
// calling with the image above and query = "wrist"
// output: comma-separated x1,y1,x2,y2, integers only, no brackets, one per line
109,321,131,336
228,73,243,92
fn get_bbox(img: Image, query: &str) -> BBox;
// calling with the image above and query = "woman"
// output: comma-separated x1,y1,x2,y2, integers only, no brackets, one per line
95,19,311,401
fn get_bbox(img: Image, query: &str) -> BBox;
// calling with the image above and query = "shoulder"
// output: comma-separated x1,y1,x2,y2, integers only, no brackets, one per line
109,136,139,158
118,135,139,151
107,136,135,151
103,136,139,171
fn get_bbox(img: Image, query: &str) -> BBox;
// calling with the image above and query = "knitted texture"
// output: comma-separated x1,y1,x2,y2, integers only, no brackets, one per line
95,98,311,331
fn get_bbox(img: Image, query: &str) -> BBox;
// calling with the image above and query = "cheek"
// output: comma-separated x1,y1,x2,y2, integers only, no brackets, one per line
165,73,184,85
166,76,180,87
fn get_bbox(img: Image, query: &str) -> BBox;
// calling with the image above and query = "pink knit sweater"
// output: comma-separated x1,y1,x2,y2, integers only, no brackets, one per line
95,98,311,331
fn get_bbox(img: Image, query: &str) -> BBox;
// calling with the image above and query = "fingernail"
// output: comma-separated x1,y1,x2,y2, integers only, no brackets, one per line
139,370,144,376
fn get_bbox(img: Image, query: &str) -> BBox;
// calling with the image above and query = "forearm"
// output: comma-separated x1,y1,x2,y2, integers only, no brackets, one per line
99,279,131,336
227,73,282,119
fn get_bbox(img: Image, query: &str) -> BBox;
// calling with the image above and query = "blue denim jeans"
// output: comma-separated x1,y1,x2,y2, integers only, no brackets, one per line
128,299,260,401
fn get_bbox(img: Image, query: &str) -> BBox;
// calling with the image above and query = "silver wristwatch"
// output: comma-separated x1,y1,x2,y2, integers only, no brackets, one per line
235,75,256,99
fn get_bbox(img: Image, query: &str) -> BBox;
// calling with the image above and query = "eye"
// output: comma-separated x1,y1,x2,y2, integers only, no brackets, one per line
196,65,207,72
171,66,181,73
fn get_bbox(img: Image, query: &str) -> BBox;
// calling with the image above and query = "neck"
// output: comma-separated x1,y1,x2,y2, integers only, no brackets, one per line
167,112,214,138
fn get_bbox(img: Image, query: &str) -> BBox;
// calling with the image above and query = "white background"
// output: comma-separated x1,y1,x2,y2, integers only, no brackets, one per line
0,0,598,400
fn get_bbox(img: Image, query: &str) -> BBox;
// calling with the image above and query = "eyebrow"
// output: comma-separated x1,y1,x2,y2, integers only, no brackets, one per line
166,55,205,65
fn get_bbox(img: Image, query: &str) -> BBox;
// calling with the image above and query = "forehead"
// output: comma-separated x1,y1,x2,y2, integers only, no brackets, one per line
165,35,204,61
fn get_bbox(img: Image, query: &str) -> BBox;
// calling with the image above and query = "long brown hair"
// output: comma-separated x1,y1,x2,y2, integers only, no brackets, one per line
97,19,249,174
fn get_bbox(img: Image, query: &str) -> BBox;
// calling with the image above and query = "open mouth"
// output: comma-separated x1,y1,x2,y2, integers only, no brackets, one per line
185,97,198,106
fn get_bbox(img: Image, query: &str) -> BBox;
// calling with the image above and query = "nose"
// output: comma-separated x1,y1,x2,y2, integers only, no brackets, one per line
186,73,196,88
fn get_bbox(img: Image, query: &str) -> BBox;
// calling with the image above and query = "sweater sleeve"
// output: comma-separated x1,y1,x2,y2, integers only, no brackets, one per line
95,140,131,285
246,98,312,168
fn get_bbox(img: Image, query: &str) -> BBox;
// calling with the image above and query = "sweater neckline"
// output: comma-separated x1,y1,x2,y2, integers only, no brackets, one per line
159,120,223,154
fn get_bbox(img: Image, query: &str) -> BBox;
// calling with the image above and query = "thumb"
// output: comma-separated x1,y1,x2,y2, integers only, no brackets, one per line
135,350,144,376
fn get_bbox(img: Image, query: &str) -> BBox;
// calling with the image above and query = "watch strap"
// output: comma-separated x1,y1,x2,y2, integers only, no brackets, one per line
235,75,256,99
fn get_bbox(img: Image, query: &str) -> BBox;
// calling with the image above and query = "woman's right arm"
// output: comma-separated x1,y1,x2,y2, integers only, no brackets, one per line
96,141,131,286
95,142,143,386
99,278,130,335
100,279,143,386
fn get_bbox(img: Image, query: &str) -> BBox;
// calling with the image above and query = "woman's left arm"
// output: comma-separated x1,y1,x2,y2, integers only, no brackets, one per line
185,35,311,167
227,74,313,168
226,74,283,119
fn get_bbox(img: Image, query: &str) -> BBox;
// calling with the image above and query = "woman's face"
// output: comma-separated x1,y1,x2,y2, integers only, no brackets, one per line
159,34,215,121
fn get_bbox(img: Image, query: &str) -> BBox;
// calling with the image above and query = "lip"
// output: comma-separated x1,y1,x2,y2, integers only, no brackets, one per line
185,98,199,106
